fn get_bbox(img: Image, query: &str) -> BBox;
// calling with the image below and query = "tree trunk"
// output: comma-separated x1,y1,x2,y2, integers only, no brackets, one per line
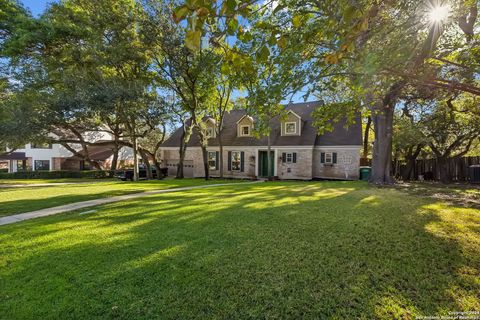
152,157,162,179
402,157,415,181
110,144,119,176
201,145,209,180
177,129,186,179
132,135,139,182
218,133,224,178
177,142,186,179
402,144,423,181
363,116,372,159
139,149,152,180
370,104,395,184
369,82,404,185
176,122,193,179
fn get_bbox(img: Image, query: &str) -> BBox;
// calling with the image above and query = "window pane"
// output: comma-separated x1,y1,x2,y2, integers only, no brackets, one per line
286,123,296,134
325,153,332,163
286,153,293,163
208,152,216,170
34,160,50,171
231,151,241,170
242,126,249,135
16,160,25,171
32,143,52,149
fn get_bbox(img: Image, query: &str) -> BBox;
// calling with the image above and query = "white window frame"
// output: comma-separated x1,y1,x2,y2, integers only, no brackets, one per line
324,152,333,164
206,127,214,139
231,151,241,171
240,125,251,136
285,122,297,135
285,152,293,163
208,151,217,170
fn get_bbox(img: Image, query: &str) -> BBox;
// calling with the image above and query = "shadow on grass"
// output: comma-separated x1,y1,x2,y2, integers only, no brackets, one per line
0,181,478,319
0,179,244,217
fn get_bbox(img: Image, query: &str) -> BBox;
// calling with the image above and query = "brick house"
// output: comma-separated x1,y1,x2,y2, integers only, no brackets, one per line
160,101,363,180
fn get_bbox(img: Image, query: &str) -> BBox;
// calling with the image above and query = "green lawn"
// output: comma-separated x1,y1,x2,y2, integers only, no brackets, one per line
0,178,241,217
0,178,117,184
0,181,478,319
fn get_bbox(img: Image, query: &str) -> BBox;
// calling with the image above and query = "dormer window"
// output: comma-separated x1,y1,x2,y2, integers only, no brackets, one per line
240,125,250,136
281,110,302,136
206,127,214,139
285,122,297,134
237,115,254,137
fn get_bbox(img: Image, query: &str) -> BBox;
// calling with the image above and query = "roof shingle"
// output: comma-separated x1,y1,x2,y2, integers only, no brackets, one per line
161,101,362,148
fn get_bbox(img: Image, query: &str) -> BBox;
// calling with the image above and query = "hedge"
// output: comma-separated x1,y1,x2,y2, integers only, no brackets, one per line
0,170,111,180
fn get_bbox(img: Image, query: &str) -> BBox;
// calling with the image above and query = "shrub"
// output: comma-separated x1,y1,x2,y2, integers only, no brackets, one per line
0,170,110,180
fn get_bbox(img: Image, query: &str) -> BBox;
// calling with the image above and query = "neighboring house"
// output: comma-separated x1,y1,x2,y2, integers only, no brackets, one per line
0,142,73,173
0,134,135,173
160,101,363,180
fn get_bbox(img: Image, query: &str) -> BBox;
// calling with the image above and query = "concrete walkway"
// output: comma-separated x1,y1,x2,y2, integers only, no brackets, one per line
0,181,262,226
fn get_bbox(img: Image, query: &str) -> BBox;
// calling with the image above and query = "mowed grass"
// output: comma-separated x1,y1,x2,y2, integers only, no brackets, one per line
0,178,118,184
0,181,479,319
0,178,241,217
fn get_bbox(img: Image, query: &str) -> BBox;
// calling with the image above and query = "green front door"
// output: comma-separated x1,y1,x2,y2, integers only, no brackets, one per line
259,151,274,177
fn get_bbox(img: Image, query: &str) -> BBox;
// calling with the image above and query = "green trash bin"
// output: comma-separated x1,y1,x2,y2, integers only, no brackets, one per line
359,166,371,181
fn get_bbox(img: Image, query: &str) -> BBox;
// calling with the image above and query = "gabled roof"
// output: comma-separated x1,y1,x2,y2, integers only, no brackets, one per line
160,101,362,148
236,114,254,124
286,109,302,120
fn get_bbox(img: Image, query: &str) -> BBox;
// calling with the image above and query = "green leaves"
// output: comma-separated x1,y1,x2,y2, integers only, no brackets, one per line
227,18,239,35
256,45,270,63
292,15,302,28
185,30,202,51
173,5,189,23
221,0,237,15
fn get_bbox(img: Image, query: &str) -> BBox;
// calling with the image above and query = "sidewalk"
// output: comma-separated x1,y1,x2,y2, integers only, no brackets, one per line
0,181,262,226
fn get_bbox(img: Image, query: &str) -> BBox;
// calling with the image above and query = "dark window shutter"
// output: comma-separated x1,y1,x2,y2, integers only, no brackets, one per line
293,153,297,163
282,153,286,163
228,151,232,171
240,151,245,172
321,152,325,163
333,153,337,164
215,151,219,170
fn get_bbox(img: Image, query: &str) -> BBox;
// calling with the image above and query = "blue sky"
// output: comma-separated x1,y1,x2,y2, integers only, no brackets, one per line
20,0,56,16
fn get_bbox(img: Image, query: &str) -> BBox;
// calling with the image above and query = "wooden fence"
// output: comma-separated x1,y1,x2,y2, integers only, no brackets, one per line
406,156,480,182
361,156,480,182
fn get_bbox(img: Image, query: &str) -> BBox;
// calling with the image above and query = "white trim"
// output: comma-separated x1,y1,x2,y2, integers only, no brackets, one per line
161,146,314,151
286,110,302,120
314,146,362,150
285,152,293,163
239,125,251,137
205,127,215,139
205,118,216,125
230,150,242,171
207,151,217,170
324,152,333,164
160,145,362,151
255,149,259,177
236,114,254,124
284,122,297,135
274,149,277,176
